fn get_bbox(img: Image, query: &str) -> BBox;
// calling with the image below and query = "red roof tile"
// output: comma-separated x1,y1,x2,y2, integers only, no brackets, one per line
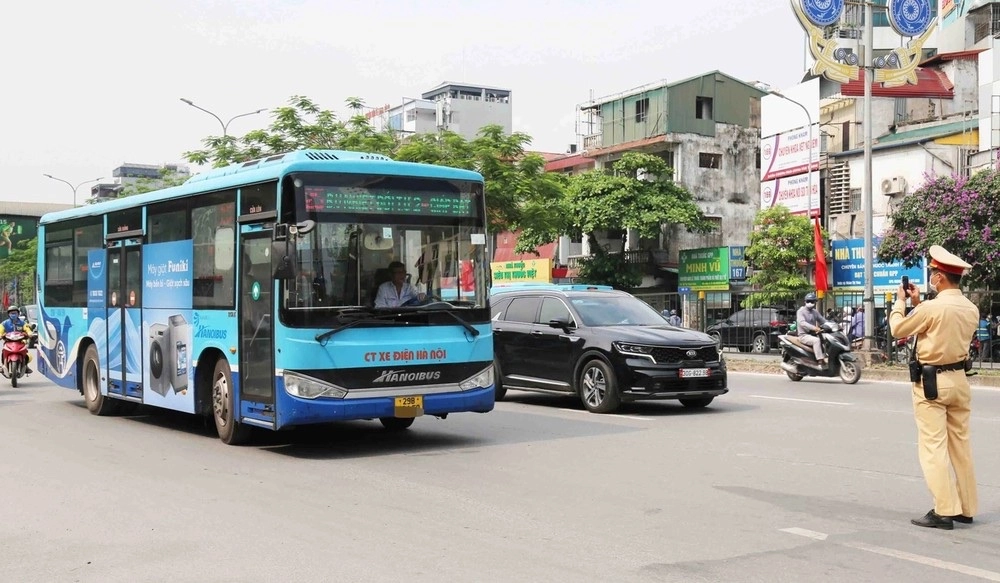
840,68,954,99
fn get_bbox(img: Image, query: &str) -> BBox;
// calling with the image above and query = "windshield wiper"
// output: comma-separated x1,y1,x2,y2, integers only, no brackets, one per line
377,305,481,337
416,308,479,337
315,315,397,344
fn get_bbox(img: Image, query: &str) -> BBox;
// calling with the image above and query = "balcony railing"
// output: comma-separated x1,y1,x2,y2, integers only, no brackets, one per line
582,133,602,150
567,249,651,268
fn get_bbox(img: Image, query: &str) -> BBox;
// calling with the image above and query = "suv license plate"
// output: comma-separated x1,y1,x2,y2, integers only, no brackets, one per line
680,368,709,378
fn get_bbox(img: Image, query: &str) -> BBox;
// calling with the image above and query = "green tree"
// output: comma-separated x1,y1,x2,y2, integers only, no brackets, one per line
878,170,1000,289
568,152,714,290
101,169,189,201
395,126,569,247
0,237,38,305
183,96,398,168
744,206,819,306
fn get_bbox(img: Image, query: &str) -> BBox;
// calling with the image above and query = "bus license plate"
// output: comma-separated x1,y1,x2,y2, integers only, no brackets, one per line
394,395,424,418
680,368,709,378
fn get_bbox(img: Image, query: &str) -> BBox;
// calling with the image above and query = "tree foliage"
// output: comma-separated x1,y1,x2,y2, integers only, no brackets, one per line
575,237,643,291
0,237,38,304
395,126,570,248
180,98,718,270
569,153,714,238
104,169,189,201
744,206,818,306
879,170,1000,288
183,96,398,168
184,97,568,248
569,153,713,290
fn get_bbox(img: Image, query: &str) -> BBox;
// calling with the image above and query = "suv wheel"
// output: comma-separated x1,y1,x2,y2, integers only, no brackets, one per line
751,333,769,354
578,359,621,414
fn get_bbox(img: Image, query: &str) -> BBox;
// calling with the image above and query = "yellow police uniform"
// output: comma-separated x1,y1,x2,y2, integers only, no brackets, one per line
889,245,979,520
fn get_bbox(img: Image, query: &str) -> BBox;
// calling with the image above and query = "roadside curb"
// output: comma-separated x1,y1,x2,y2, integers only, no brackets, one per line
724,360,1000,388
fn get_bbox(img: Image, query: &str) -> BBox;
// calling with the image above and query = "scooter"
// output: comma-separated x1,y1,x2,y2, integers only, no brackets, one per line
778,321,862,384
1,329,31,388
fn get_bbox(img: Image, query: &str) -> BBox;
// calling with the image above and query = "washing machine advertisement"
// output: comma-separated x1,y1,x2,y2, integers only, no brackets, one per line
142,241,194,413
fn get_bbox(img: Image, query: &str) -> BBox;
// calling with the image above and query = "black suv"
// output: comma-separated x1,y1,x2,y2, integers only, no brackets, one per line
705,307,795,353
490,285,727,413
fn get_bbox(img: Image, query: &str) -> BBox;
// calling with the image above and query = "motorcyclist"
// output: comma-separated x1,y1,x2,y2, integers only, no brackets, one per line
796,292,828,366
2,306,32,374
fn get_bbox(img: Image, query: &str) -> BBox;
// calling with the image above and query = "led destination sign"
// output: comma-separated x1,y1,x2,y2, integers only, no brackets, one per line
304,186,475,217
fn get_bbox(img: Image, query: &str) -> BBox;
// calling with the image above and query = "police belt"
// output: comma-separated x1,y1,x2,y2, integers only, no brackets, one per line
927,361,967,373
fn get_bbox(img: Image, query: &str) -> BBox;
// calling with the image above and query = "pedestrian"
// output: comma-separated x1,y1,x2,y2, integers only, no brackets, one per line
889,245,979,530
849,306,864,341
665,309,682,327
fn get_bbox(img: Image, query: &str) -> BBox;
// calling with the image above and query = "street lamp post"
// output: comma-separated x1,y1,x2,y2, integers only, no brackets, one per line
862,0,876,349
43,174,103,207
179,98,267,137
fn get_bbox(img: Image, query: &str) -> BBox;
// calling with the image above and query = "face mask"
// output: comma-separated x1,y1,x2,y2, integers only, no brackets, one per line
805,302,816,309
928,274,938,293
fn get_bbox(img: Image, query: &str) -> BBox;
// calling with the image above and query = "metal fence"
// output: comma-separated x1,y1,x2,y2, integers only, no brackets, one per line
634,289,1000,369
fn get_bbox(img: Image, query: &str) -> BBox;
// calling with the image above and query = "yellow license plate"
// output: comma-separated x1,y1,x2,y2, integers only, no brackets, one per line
393,395,424,418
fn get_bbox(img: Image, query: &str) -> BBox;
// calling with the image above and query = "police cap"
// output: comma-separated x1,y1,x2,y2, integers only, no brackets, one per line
928,245,971,276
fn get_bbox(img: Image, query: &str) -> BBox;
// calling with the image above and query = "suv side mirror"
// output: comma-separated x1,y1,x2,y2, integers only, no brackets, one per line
548,318,573,332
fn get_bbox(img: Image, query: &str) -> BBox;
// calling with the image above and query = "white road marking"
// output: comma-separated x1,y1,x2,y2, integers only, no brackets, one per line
749,395,853,406
779,527,828,541
780,528,1000,581
843,541,1000,582
567,409,652,421
729,371,1000,392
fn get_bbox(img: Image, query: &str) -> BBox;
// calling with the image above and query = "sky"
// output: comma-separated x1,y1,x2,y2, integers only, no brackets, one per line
1,0,808,206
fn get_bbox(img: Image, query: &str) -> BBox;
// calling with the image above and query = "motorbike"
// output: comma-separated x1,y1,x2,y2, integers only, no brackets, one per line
1,329,32,388
778,321,862,384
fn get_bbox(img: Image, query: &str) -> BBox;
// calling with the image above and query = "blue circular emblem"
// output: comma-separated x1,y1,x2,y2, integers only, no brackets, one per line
889,0,933,37
800,0,845,28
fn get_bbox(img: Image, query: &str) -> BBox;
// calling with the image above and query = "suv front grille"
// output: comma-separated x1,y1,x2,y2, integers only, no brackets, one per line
651,346,719,364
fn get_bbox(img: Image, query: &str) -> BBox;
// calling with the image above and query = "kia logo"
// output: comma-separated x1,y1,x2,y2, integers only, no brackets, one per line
685,350,697,358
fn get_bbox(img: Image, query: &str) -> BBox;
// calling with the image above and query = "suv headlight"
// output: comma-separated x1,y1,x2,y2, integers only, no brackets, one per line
459,365,494,391
283,371,348,399
613,342,655,360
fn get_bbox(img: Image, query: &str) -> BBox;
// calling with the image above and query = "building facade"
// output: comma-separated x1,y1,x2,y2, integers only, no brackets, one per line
368,82,512,141
573,71,766,288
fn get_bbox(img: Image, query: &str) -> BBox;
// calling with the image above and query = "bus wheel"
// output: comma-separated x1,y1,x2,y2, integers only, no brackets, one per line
82,344,119,416
379,417,415,430
212,358,251,445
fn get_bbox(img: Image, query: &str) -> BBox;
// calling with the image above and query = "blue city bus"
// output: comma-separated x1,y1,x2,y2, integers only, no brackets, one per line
35,150,495,444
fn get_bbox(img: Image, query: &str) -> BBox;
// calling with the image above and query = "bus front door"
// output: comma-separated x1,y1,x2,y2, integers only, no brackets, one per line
238,229,275,425
106,241,143,400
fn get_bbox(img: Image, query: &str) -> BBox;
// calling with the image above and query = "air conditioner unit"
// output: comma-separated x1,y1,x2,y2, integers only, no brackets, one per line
880,176,907,196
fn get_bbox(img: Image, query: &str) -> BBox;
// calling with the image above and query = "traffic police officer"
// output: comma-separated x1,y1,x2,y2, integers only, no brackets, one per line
889,245,979,530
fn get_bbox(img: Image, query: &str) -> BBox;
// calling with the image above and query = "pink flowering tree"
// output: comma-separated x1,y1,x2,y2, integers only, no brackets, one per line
878,171,1000,289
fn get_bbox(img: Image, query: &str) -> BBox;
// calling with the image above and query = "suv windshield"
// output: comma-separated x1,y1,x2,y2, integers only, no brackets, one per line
570,295,666,327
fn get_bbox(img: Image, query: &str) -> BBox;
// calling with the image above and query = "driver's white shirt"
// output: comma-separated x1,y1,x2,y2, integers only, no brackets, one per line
375,281,419,308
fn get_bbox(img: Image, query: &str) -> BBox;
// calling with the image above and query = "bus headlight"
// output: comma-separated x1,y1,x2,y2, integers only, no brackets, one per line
283,372,348,399
459,365,494,391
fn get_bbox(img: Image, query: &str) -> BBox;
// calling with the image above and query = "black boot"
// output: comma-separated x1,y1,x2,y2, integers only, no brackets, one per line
911,510,954,530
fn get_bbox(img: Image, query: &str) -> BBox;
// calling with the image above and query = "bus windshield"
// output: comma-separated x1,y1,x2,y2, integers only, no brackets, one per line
283,173,489,317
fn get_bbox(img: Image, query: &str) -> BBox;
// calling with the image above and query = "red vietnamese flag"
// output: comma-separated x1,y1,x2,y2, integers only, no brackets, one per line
813,216,828,292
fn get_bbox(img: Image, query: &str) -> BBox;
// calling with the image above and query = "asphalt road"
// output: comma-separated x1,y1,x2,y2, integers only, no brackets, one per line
2,373,999,583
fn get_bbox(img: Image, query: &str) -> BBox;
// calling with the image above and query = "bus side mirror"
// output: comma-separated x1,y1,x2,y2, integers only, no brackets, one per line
271,239,295,280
